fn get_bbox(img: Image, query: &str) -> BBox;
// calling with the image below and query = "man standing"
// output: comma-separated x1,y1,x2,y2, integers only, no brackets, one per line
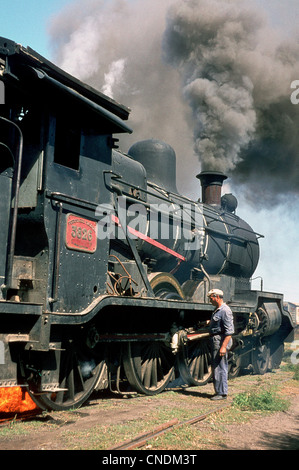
208,289,234,400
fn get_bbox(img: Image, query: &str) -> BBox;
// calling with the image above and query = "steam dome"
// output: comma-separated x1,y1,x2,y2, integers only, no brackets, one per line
128,139,178,193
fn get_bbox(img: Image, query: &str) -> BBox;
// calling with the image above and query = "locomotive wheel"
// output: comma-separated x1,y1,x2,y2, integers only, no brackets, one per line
30,340,105,411
178,338,212,386
123,341,175,395
252,343,270,375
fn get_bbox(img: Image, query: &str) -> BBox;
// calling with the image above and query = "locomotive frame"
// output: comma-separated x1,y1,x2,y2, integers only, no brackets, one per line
0,37,295,411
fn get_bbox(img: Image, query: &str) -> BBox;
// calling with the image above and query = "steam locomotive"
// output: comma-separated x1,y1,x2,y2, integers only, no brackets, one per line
0,38,295,411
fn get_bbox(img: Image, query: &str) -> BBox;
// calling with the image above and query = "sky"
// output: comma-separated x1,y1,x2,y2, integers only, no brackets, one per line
1,0,299,305
0,0,73,58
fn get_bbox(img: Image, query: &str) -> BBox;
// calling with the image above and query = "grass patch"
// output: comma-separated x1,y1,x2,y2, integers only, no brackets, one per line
284,362,299,381
293,364,299,381
281,343,299,381
233,389,289,412
61,404,200,450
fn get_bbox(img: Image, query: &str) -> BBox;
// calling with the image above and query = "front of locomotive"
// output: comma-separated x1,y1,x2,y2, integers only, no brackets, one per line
196,171,260,284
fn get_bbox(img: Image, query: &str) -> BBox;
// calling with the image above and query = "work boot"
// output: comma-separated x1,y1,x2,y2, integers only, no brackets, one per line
210,394,227,400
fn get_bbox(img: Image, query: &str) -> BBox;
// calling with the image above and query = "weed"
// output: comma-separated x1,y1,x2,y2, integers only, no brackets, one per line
233,389,289,412
293,363,299,381
281,361,299,381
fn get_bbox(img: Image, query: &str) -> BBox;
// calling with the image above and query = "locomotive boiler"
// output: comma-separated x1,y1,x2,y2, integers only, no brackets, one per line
0,37,295,411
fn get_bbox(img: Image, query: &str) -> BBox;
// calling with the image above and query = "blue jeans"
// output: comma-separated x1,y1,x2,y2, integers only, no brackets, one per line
210,336,232,396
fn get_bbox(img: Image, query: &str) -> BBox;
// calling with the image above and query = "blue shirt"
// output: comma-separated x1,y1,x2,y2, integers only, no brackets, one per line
209,303,235,338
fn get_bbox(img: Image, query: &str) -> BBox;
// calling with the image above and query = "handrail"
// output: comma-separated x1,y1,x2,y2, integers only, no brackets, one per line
0,116,23,290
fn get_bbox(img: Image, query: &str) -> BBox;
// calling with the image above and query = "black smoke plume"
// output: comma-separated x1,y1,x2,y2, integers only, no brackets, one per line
163,0,299,205
49,0,299,205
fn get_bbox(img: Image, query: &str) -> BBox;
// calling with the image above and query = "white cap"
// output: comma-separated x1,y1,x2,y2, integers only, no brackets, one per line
208,289,224,298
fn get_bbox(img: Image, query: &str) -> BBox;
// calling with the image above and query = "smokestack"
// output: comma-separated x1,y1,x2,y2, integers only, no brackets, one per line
197,171,227,207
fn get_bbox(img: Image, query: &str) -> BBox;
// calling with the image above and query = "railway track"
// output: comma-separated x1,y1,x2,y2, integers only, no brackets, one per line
108,372,295,451
110,402,231,450
0,369,294,450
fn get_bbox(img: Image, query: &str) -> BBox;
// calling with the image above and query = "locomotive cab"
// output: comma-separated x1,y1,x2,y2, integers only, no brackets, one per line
0,105,127,309
0,38,132,313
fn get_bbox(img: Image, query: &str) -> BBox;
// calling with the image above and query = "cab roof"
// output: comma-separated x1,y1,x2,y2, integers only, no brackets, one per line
0,37,132,134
